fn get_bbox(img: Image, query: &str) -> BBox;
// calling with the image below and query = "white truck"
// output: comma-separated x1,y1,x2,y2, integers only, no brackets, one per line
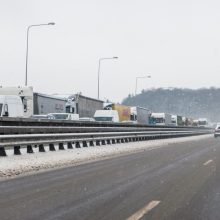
94,110,119,122
198,118,208,127
130,106,151,124
0,95,24,117
0,86,67,118
149,113,172,126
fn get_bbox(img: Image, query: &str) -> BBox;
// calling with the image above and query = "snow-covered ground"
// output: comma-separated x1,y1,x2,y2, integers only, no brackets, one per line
0,134,212,179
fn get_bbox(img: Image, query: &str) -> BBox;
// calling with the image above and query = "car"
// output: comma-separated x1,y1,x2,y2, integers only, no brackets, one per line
31,114,55,120
79,117,95,122
47,113,79,121
214,125,220,137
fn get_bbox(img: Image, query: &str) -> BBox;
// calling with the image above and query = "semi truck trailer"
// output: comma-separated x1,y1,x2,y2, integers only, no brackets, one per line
66,94,103,118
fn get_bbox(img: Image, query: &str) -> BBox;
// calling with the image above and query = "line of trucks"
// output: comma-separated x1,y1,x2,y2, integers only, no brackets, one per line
0,86,208,127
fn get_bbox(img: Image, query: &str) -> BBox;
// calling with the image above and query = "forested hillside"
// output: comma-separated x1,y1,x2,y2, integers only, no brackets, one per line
122,88,220,122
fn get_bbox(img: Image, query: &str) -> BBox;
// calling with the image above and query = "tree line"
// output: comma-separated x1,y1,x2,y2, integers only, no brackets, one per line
122,87,220,122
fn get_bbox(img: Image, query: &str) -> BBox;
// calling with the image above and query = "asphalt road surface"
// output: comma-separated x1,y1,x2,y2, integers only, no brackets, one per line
0,136,220,220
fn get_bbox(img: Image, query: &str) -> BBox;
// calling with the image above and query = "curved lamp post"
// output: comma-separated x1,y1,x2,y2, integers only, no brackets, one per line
97,56,118,99
135,74,151,95
25,22,55,86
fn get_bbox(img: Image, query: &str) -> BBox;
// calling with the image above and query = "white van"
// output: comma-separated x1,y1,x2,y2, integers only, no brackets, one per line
94,110,119,122
198,118,208,127
0,95,24,117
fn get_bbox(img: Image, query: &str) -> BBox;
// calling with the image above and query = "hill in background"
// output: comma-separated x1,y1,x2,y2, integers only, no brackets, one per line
122,87,220,122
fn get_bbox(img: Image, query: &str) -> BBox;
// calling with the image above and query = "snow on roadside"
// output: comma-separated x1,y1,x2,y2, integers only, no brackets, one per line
0,134,212,179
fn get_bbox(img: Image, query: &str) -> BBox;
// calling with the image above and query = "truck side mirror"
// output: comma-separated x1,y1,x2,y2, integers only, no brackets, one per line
3,111,9,117
3,104,9,117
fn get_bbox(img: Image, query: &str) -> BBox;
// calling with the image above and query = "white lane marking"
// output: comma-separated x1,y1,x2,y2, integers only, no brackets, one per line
203,159,213,166
126,200,161,220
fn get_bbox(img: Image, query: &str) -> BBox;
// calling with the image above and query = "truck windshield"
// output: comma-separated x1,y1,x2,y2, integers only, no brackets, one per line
155,118,165,123
94,117,113,122
0,104,2,116
66,106,71,113
199,121,207,125
66,106,74,113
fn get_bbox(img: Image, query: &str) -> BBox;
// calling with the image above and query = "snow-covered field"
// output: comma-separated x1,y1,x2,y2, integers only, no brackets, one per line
0,134,212,179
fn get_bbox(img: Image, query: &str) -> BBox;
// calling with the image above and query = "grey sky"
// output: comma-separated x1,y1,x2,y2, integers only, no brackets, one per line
0,0,220,102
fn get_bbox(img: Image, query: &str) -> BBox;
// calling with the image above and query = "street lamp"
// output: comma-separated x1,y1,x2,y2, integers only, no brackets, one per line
135,74,151,95
25,22,55,86
97,57,118,99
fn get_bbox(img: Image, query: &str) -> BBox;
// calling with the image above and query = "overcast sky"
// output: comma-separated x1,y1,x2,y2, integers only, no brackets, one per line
1,0,220,102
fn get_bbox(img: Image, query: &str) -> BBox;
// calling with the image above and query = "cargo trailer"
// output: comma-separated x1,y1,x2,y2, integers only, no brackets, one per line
66,94,103,118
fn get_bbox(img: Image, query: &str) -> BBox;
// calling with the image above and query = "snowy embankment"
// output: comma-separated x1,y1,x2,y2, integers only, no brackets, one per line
0,134,212,179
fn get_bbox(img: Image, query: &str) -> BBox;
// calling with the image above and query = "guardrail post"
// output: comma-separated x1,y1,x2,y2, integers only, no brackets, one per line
27,145,34,153
49,143,56,151
96,140,100,146
83,141,88,147
121,139,125,143
89,141,94,146
107,139,111,145
39,144,45,152
125,138,128,143
75,141,81,148
59,143,65,150
14,146,21,155
112,139,116,144
0,147,7,156
117,139,120,143
67,142,73,149
101,140,106,145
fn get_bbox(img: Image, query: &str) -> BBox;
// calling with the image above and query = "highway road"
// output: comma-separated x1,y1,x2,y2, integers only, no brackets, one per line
0,136,219,220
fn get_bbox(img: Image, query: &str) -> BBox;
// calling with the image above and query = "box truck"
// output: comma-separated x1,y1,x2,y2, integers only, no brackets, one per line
104,103,130,122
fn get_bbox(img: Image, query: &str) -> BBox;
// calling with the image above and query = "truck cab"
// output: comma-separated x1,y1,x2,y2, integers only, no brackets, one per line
0,95,24,117
198,118,208,127
94,110,119,122
171,115,178,126
149,113,172,126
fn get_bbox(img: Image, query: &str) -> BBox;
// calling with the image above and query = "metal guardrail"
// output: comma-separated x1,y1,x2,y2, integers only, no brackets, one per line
0,125,210,135
0,117,213,129
0,129,211,156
